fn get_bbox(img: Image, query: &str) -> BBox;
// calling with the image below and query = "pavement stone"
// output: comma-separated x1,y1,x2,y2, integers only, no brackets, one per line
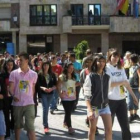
9,94,140,140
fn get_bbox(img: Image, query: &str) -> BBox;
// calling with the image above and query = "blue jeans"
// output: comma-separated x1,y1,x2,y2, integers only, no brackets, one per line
0,110,6,136
128,88,140,111
41,93,54,128
50,89,58,111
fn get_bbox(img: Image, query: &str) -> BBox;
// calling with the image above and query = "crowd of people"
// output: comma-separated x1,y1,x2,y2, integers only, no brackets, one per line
0,48,139,140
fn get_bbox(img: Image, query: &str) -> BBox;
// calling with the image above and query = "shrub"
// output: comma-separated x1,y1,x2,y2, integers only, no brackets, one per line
73,40,89,60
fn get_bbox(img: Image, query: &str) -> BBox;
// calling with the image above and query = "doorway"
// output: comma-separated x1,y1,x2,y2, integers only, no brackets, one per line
27,35,53,54
122,41,140,55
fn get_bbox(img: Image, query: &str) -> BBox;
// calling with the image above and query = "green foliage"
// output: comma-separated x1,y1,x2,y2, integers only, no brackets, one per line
73,40,89,60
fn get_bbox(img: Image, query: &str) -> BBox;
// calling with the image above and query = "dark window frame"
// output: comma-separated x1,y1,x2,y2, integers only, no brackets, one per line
71,4,84,25
30,4,57,26
88,4,101,25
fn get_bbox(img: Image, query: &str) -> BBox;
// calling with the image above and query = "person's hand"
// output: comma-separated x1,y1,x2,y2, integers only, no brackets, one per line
13,97,19,102
133,96,139,106
87,111,95,120
59,93,64,99
0,94,3,99
40,87,48,92
45,88,49,92
47,88,53,93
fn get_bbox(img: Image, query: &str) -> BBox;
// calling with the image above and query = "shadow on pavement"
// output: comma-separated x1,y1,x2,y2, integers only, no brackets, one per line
35,128,88,140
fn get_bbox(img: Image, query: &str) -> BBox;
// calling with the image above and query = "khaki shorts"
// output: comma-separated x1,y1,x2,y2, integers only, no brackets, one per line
13,105,35,131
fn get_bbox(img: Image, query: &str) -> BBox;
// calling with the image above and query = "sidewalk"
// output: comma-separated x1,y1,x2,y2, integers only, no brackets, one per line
10,94,140,140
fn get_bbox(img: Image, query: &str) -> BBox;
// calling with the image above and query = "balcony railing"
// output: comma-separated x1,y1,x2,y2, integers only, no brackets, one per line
72,15,110,25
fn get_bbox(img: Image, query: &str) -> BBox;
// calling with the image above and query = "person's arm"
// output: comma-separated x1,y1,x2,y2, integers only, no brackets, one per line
111,81,125,87
32,83,36,97
80,69,85,87
109,68,127,87
137,68,140,93
123,81,138,106
83,75,95,120
47,74,57,93
0,78,7,99
9,81,19,102
32,73,38,96
57,77,63,99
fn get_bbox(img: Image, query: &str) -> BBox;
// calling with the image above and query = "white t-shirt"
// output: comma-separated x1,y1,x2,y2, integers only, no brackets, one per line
106,63,127,100
59,74,76,101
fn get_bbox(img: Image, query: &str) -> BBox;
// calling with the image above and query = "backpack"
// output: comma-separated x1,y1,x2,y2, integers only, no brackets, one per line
129,64,140,88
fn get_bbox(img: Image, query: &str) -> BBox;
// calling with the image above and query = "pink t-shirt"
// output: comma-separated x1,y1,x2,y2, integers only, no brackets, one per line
9,68,38,106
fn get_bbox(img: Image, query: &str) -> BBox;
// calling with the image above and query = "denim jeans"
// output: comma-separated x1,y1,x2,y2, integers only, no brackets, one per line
128,88,140,111
41,93,54,128
0,110,6,136
50,89,58,111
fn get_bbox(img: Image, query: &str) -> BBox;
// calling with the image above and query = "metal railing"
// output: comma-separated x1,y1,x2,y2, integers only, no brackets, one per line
72,15,110,25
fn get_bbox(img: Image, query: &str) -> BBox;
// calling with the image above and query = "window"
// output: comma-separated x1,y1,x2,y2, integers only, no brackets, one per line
71,4,83,25
30,5,57,26
88,4,101,25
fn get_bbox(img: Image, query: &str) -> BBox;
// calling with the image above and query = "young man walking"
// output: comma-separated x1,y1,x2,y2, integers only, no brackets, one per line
9,52,38,140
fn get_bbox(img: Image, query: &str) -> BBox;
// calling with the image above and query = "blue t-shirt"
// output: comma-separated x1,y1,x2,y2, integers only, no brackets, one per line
73,61,82,81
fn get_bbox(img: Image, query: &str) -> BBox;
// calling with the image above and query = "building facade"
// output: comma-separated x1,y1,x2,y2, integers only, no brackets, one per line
0,0,19,54
0,0,140,55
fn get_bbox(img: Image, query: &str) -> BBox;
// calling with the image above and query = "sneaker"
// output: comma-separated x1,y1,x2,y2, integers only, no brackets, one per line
63,123,68,129
134,114,140,121
44,128,49,134
55,108,59,111
50,110,54,114
129,115,135,123
68,127,75,135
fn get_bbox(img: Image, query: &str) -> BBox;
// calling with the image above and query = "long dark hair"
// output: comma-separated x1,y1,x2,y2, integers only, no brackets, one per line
63,62,76,81
40,61,52,75
2,58,17,73
91,54,106,73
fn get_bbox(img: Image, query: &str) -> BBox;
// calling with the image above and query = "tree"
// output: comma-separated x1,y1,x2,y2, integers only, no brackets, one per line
73,40,89,60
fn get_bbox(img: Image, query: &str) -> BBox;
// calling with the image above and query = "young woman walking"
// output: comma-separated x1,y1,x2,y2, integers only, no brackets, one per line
106,48,138,140
1,58,17,139
37,61,57,134
83,54,112,140
57,62,77,134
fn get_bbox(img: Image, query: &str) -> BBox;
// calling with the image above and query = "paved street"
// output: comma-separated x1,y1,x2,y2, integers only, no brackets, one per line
10,94,140,140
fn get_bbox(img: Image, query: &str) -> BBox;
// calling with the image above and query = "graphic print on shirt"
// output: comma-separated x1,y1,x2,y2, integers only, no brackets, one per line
111,71,126,97
19,80,29,93
67,87,74,97
120,85,125,97
111,72,121,77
